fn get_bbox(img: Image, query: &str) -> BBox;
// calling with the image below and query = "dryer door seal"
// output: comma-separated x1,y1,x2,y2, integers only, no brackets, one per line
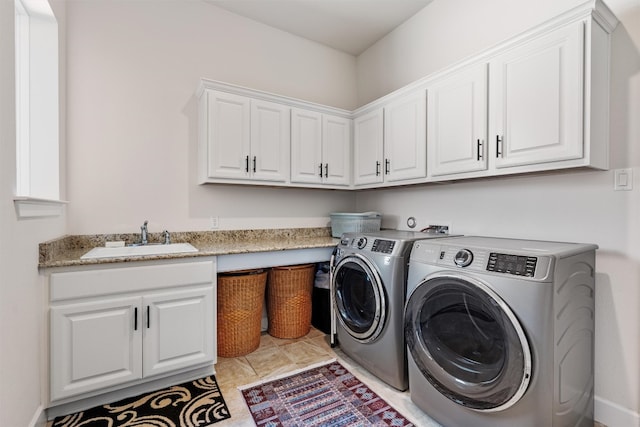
333,254,386,343
404,272,532,412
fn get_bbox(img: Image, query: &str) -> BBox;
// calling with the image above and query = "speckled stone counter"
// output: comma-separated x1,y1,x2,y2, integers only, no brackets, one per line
39,228,338,268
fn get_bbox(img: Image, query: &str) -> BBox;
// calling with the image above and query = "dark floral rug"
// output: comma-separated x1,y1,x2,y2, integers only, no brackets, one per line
240,360,414,426
52,375,230,427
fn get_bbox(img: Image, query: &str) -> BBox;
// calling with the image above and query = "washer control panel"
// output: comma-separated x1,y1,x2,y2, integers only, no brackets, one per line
372,239,395,254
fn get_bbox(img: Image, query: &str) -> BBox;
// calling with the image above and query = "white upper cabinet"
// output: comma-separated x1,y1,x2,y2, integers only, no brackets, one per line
291,108,351,187
197,1,617,189
201,91,251,180
250,100,291,182
353,109,384,186
384,91,427,182
322,115,352,186
291,109,323,184
353,91,426,187
428,63,488,177
199,89,289,183
490,21,585,169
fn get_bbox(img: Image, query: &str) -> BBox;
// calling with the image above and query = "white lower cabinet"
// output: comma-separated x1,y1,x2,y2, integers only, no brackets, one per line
49,259,216,403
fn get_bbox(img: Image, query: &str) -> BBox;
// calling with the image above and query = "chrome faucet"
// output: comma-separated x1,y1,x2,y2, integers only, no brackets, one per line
162,230,171,245
140,220,149,245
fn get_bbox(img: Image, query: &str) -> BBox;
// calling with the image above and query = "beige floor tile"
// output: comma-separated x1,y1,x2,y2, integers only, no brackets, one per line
306,333,334,353
281,340,332,366
244,345,297,378
215,357,258,389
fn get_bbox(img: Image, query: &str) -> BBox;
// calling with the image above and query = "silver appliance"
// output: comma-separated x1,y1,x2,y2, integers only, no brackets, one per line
331,230,452,391
404,236,597,427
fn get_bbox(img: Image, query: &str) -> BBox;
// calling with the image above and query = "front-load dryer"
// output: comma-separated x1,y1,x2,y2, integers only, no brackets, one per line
404,236,597,427
332,230,454,391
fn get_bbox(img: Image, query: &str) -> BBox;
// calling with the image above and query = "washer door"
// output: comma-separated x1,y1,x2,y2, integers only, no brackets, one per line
404,273,532,412
333,254,386,343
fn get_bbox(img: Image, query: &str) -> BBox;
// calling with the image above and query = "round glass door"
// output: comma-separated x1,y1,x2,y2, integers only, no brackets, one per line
333,254,386,342
404,273,532,412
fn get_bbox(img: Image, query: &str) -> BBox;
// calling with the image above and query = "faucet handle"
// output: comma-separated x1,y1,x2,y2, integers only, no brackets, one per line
162,230,171,245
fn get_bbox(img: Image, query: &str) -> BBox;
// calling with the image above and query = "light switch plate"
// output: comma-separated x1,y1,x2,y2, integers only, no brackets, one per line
614,168,633,191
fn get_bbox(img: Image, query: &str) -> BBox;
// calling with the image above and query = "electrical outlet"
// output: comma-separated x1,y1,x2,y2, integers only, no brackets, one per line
210,216,219,229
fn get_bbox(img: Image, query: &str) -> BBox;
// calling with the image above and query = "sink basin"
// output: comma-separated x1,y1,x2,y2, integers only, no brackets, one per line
81,243,199,260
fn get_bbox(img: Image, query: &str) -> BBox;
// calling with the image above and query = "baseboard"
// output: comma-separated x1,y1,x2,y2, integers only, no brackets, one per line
596,396,640,427
28,405,46,427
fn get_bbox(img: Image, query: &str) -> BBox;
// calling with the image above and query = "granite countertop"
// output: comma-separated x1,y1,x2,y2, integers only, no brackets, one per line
39,228,339,268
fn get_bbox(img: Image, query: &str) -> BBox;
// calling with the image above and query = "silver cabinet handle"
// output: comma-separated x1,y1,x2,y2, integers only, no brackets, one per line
477,139,483,161
496,135,503,158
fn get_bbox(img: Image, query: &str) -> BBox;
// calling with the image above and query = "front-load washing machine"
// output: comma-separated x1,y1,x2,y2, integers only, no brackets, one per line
332,230,453,391
404,236,597,427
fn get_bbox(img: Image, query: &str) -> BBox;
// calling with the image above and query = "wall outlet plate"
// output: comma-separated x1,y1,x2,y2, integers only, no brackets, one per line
210,216,219,229
614,168,633,191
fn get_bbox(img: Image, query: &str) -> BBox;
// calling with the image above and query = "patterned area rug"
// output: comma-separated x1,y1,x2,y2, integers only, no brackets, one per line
240,360,414,426
52,375,230,427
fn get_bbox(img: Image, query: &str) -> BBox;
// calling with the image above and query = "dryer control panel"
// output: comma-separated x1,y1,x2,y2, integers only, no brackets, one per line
487,253,538,277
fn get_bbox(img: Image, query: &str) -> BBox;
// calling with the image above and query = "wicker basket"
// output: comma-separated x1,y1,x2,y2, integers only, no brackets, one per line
217,269,267,357
267,264,316,339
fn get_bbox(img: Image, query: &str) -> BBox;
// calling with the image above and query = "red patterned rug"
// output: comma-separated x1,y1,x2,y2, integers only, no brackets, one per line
240,360,414,426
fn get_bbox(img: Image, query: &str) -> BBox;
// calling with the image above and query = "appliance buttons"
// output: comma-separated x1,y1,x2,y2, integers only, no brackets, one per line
454,249,474,267
357,237,368,249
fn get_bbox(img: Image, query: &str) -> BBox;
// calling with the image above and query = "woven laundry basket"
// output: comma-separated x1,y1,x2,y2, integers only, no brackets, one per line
267,264,316,339
217,269,267,357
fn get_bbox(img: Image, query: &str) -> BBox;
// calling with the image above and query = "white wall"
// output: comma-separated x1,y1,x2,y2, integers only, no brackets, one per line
355,1,640,426
0,1,67,426
65,0,357,235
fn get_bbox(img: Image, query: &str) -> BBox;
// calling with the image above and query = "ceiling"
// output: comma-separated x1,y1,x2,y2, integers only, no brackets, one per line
205,0,434,56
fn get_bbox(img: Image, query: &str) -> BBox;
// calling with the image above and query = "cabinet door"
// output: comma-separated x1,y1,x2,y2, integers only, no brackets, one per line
50,297,142,401
428,63,488,177
205,91,251,179
143,286,215,378
384,91,427,182
291,108,323,184
353,109,384,186
250,100,290,182
322,115,351,186
491,21,584,169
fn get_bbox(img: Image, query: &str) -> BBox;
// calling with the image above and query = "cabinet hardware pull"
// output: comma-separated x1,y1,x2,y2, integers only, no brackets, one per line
147,306,150,329
252,156,256,173
376,161,381,176
385,159,390,175
245,155,249,173
477,139,483,161
496,135,503,158
318,164,323,178
324,163,328,178
134,307,138,331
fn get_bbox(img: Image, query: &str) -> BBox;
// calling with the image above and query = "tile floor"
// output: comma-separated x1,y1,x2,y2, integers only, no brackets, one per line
214,326,441,427
215,327,609,427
